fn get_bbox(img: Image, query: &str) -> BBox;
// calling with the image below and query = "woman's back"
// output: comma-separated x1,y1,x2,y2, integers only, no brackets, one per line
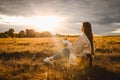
70,34,91,57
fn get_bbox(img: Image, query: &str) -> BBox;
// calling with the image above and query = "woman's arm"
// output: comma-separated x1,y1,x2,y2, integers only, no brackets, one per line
61,40,72,48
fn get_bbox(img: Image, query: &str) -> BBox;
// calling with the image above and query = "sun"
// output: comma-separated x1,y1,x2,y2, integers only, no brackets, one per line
0,15,65,32
28,16,64,31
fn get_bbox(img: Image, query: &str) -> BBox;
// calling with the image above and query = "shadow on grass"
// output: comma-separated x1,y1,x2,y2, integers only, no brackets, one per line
89,65,120,80
0,51,53,61
45,62,120,80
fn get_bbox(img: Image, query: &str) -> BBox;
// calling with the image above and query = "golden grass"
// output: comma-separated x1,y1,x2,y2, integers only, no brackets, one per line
0,36,120,80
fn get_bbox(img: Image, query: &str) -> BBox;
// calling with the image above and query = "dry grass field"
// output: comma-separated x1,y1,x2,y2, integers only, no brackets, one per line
0,36,120,80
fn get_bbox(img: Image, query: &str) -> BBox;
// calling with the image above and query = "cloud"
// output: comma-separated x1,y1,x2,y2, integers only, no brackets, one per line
111,28,120,34
0,23,28,32
102,28,120,36
0,0,120,35
0,0,33,16
113,23,120,26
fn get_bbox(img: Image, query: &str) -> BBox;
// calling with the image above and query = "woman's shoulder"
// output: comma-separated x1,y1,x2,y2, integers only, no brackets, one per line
78,34,89,43
79,34,87,39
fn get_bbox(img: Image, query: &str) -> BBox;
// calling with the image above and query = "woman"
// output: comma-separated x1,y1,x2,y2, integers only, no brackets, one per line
43,22,94,67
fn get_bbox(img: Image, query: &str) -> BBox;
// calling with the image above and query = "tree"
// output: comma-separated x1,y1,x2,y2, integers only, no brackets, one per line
4,31,10,38
18,30,26,38
26,29,35,37
8,28,15,38
0,33,7,38
40,31,51,37
35,32,41,37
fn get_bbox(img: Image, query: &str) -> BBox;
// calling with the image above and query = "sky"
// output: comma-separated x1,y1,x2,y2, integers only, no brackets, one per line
0,0,120,35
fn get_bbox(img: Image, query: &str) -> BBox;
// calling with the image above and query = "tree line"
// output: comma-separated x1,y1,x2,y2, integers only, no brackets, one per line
0,28,52,38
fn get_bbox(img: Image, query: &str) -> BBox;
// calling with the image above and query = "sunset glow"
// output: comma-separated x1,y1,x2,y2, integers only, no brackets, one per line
0,15,65,31
28,16,64,31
